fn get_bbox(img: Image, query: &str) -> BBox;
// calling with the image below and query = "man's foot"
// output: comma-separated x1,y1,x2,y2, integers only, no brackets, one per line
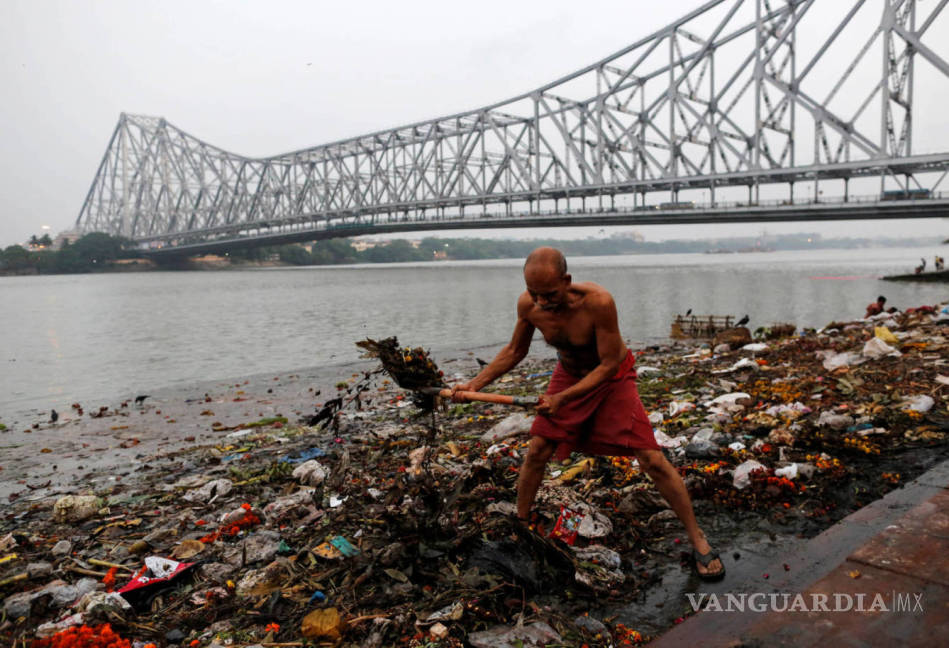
691,546,726,581
515,510,551,536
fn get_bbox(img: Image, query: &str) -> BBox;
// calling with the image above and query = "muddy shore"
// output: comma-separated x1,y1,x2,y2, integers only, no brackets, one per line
2,309,948,647
0,342,548,502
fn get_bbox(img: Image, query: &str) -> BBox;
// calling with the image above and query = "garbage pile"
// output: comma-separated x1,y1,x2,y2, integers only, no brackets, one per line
2,302,948,647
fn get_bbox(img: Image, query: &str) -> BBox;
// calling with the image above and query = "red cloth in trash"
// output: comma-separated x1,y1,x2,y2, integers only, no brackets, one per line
530,350,660,460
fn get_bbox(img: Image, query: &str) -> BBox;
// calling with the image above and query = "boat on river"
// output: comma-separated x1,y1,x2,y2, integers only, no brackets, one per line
882,269,949,282
670,314,737,339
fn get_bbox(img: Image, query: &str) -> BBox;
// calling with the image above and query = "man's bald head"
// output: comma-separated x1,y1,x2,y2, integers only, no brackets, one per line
524,247,567,278
523,247,571,311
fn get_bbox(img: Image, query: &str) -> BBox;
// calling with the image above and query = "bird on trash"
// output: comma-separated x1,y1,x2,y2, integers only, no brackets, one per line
476,357,489,368
736,314,750,327
50,409,58,423
685,308,692,317
134,394,150,406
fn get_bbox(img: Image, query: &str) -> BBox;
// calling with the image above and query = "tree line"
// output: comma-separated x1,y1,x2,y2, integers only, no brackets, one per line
1,233,136,275
2,231,942,275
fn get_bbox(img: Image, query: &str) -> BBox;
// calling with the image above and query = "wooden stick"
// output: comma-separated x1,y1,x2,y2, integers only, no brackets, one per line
347,613,389,625
0,572,27,587
65,565,108,578
89,558,134,572
433,388,537,407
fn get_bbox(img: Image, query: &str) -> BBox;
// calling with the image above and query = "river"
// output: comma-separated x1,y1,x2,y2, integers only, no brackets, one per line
1,245,946,422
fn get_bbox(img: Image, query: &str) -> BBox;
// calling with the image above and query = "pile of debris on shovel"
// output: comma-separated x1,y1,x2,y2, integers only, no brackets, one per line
2,302,947,648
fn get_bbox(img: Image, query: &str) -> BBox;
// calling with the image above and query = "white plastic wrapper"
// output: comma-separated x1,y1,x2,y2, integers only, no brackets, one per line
775,463,799,480
742,343,769,352
732,460,766,490
902,395,935,413
862,337,901,359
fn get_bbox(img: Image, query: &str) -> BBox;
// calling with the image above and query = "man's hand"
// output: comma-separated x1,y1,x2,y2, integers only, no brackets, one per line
450,382,475,403
535,393,565,417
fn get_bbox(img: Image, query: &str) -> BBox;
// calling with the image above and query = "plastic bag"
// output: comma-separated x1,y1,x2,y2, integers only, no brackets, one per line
549,506,584,545
874,326,899,345
862,337,901,359
733,460,766,490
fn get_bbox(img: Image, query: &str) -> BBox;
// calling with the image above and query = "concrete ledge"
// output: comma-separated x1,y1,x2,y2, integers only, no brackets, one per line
651,458,949,647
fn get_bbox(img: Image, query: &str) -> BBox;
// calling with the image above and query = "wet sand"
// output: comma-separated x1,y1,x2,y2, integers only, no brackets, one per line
1,342,553,502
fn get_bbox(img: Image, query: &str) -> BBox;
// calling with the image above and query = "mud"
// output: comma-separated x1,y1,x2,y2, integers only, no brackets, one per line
1,304,947,647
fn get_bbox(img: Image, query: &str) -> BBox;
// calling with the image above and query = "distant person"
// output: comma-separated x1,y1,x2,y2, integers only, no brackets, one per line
865,295,886,318
914,257,926,274
936,256,945,271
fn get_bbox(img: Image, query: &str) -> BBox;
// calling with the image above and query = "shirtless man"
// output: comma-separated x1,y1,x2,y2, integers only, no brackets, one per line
452,247,725,580
865,295,886,318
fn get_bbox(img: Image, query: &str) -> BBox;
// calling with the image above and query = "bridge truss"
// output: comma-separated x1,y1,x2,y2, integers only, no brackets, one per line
76,0,949,251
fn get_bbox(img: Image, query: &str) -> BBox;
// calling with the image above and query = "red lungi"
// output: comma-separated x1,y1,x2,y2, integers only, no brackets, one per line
530,350,660,460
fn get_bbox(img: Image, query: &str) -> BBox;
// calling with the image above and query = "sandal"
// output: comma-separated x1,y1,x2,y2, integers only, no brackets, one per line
692,547,726,582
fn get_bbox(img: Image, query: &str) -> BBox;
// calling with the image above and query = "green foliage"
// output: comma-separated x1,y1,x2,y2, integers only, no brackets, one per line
278,244,313,265
360,239,429,263
0,245,33,271
8,228,940,275
310,239,358,264
0,233,138,275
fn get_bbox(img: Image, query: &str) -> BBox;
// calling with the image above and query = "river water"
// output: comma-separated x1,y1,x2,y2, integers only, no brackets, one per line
1,246,946,421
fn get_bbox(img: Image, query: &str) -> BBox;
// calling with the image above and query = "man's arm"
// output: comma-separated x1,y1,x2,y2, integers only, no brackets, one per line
537,292,626,414
452,292,535,397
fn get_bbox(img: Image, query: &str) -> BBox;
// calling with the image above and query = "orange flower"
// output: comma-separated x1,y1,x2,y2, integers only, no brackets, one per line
264,622,280,633
102,566,118,592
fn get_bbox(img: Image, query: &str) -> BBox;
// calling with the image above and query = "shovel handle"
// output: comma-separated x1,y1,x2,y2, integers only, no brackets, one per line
435,388,538,408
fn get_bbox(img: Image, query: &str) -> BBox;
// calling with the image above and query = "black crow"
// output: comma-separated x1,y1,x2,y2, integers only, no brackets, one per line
736,314,750,327
50,409,58,423
134,394,150,405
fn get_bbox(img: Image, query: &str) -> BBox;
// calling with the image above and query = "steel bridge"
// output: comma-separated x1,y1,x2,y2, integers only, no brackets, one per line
76,0,949,257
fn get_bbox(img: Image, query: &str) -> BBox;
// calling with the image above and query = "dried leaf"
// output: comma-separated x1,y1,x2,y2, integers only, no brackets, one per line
383,568,409,583
301,607,345,640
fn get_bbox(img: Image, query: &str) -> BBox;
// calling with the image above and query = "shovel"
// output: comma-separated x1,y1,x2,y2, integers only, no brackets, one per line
356,337,538,409
417,386,538,408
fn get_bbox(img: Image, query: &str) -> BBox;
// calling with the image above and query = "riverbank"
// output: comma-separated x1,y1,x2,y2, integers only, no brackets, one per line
1,305,948,647
4,232,945,277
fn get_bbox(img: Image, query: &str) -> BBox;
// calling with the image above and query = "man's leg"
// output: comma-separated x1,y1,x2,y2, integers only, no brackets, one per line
634,448,724,577
516,435,557,520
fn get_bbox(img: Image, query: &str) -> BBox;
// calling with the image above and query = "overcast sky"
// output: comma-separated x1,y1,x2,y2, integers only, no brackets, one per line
2,0,947,248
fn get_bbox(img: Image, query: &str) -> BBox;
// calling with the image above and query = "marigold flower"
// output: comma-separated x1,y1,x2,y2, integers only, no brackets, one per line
102,566,118,592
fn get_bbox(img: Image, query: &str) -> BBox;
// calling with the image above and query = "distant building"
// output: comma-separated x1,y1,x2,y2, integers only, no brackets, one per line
609,230,645,242
351,239,380,252
52,229,81,251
